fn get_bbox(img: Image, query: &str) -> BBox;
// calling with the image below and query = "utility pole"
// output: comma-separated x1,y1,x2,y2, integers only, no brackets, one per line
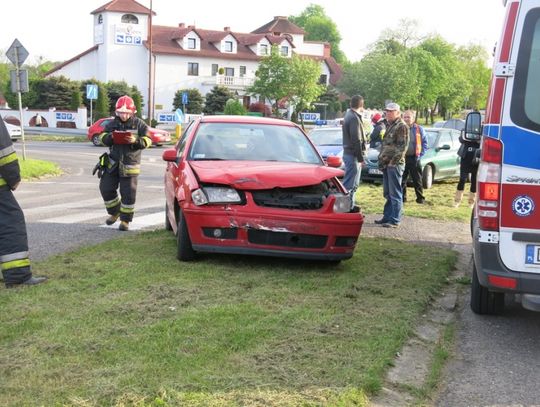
147,0,154,124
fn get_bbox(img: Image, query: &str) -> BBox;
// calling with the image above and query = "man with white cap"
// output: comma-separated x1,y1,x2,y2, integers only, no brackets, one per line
375,102,409,227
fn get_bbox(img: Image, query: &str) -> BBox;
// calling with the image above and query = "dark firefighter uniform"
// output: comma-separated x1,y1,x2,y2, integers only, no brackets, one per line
0,117,33,285
98,116,151,223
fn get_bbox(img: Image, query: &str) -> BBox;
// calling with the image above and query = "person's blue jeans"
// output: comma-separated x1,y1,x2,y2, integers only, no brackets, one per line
343,153,361,205
382,164,405,225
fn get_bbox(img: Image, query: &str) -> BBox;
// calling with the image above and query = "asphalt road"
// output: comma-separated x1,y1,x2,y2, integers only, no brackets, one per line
13,140,170,261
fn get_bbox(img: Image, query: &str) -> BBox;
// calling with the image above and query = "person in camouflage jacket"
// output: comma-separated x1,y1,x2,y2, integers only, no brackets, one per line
375,103,409,227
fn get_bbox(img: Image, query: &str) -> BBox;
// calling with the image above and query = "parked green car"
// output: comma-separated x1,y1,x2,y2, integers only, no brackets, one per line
361,128,461,188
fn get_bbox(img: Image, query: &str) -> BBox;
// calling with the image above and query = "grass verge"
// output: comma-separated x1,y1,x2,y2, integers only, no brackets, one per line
19,157,62,179
0,230,457,406
356,180,472,222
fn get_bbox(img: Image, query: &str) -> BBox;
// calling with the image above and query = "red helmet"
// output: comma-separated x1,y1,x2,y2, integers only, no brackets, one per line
371,113,382,124
115,95,136,115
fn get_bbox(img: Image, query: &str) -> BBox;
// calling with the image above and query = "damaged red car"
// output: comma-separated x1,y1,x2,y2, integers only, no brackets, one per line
162,116,363,262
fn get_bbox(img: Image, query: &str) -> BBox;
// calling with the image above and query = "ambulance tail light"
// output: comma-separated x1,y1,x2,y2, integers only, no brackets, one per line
477,137,503,231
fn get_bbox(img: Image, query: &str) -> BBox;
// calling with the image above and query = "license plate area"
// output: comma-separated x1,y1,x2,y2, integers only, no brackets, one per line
526,245,540,265
368,168,382,175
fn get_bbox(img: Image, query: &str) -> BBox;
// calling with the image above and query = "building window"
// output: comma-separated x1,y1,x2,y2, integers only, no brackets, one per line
318,74,328,85
98,14,103,24
280,46,289,56
240,66,246,77
188,62,199,76
260,44,268,56
212,64,219,76
187,38,196,49
225,67,234,77
224,41,233,52
121,14,138,24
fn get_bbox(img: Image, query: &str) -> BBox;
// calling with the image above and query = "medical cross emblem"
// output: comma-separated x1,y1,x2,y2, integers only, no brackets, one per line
512,195,534,217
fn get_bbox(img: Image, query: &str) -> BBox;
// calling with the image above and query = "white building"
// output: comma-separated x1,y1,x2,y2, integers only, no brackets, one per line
46,0,343,117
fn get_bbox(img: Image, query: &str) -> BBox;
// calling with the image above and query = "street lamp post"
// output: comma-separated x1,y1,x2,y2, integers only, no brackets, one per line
147,0,154,124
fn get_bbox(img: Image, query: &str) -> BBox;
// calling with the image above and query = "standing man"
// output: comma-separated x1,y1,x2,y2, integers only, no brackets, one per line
342,95,367,208
401,110,428,204
375,103,409,228
0,117,47,288
99,95,152,231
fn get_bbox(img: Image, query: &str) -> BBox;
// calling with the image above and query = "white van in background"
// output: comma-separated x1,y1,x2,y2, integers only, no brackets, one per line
466,0,540,314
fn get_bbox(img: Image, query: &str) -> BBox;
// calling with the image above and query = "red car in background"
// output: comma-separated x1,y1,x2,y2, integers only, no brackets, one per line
87,117,171,146
162,115,363,263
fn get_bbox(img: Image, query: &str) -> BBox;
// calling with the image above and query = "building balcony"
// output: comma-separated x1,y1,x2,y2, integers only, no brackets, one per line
202,75,255,90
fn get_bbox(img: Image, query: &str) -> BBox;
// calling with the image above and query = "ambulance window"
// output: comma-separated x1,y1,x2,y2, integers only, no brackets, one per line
512,8,540,131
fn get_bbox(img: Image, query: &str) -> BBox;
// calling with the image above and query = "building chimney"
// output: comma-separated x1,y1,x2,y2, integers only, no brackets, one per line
323,43,331,58
188,25,195,30
224,26,231,31
178,23,185,28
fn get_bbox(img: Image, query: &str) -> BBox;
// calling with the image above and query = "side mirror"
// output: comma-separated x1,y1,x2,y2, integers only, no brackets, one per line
464,111,482,141
162,148,178,162
326,155,343,168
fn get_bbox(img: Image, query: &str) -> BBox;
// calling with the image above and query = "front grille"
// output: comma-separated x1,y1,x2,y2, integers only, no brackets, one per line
248,229,327,249
251,185,330,210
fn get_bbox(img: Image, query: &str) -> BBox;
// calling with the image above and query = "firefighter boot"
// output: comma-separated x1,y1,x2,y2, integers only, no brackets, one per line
453,190,464,208
105,213,120,225
469,192,477,208
119,221,130,231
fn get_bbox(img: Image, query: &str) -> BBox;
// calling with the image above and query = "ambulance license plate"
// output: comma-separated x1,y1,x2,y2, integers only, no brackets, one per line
525,245,540,264
369,168,382,175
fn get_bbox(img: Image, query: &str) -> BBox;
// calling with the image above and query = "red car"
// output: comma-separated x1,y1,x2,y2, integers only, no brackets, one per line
162,115,364,262
87,117,171,146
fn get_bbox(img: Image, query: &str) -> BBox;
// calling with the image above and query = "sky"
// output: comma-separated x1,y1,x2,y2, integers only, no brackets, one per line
2,0,506,65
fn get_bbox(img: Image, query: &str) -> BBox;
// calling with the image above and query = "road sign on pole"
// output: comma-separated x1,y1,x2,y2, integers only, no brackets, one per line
10,69,29,93
6,38,29,160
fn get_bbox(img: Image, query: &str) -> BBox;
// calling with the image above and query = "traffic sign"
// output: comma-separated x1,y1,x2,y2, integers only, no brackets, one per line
182,92,188,105
6,39,29,67
86,84,98,100
10,69,29,93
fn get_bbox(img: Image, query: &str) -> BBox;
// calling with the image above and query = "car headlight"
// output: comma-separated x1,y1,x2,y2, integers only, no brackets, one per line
191,187,242,206
332,193,352,213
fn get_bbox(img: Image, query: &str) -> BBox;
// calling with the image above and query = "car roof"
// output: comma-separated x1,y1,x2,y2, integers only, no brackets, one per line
200,115,297,127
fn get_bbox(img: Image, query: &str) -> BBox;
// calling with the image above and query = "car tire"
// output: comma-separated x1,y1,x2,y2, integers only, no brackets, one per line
177,209,195,261
422,165,433,189
92,134,101,146
165,202,173,231
470,262,505,315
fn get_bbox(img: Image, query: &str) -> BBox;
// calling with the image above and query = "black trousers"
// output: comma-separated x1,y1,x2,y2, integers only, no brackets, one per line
99,169,139,222
457,161,478,193
402,156,425,202
0,189,32,284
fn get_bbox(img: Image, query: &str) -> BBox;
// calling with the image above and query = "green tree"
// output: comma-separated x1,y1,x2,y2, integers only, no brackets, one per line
95,83,110,120
131,87,143,119
248,45,291,115
223,99,247,115
288,55,324,128
173,88,204,114
315,86,342,120
290,4,347,63
70,87,82,110
106,81,143,116
30,76,78,110
204,86,234,114
456,44,491,110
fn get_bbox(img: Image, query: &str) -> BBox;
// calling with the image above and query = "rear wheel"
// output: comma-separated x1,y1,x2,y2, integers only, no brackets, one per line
177,209,195,261
422,165,433,189
92,134,101,146
470,262,505,315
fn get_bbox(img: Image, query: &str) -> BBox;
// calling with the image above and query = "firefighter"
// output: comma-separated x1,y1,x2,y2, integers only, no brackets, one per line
0,117,47,288
99,95,152,231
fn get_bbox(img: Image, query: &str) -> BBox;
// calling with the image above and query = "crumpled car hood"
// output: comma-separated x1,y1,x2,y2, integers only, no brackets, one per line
189,161,343,189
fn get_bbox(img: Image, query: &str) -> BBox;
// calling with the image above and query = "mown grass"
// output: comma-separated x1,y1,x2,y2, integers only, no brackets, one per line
356,179,472,222
0,230,457,406
19,157,62,179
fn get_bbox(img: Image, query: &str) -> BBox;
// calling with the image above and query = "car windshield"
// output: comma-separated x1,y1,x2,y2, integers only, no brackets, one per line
308,128,342,145
424,130,440,149
189,122,322,164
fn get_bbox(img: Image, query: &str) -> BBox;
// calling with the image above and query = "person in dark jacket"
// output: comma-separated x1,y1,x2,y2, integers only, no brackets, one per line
342,95,367,209
401,110,428,204
369,112,386,149
98,95,152,231
0,116,47,288
454,134,481,208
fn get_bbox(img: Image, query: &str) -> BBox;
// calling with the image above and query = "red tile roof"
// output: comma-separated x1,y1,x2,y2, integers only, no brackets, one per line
91,0,155,16
252,16,305,35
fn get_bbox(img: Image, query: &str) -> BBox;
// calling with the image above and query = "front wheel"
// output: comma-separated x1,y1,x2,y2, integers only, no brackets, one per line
422,165,433,189
177,209,195,261
92,134,101,146
470,262,505,315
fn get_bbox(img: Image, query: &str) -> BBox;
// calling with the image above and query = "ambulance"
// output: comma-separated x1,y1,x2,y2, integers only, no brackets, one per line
467,0,540,314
